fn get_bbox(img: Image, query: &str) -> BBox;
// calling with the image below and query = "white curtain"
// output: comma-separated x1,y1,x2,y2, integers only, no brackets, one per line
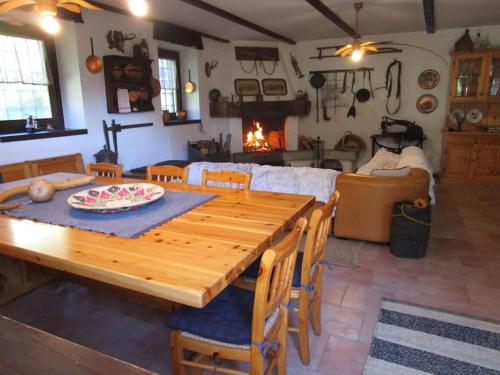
0,35,52,121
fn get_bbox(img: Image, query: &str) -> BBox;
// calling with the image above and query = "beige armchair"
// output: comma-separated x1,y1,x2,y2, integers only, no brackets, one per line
334,168,430,243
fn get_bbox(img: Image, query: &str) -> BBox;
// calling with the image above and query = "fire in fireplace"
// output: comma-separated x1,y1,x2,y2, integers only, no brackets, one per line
242,117,285,152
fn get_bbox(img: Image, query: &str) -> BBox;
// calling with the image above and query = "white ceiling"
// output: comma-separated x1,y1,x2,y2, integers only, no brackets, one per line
99,0,500,42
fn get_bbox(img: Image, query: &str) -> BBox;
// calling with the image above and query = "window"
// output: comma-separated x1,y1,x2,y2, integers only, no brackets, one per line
158,49,181,114
0,23,64,134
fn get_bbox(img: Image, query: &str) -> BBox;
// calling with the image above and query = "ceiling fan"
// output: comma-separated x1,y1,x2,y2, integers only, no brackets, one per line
0,0,101,33
0,0,100,16
334,2,379,61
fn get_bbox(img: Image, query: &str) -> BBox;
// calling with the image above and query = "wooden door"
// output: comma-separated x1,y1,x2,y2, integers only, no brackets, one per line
443,141,474,178
450,51,488,98
473,144,499,177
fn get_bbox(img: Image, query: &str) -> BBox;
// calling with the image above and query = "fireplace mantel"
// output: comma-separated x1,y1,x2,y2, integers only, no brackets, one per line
209,99,311,118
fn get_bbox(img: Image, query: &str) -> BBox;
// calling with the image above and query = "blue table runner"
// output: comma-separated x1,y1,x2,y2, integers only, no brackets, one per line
0,173,216,238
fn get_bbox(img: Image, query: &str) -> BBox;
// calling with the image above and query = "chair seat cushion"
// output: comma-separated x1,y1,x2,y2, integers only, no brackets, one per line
167,286,254,345
242,252,303,288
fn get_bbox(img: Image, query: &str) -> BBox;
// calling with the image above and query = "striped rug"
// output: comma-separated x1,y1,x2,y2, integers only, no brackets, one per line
364,299,500,374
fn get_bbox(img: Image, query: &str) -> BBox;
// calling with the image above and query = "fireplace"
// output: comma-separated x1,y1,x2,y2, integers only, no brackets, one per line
243,117,286,152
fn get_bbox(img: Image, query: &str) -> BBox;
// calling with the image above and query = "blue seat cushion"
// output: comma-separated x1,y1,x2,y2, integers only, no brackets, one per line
167,286,254,345
242,252,303,288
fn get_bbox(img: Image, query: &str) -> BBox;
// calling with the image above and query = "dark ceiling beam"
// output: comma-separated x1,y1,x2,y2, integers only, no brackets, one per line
177,0,296,45
305,0,360,39
422,0,435,33
87,0,229,43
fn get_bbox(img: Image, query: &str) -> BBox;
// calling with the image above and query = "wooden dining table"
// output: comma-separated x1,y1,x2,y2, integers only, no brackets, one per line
0,176,314,308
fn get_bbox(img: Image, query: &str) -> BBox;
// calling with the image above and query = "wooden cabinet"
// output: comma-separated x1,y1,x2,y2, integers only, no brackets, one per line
442,133,500,181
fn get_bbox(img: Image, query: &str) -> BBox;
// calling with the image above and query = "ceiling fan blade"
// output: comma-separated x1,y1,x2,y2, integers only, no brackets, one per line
334,44,353,56
58,2,80,13
341,49,353,57
362,45,379,52
360,41,378,47
0,0,35,14
59,0,101,11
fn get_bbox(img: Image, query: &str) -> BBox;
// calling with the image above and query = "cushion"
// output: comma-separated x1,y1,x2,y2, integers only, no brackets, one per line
242,252,303,288
356,149,400,175
167,286,254,345
371,166,411,177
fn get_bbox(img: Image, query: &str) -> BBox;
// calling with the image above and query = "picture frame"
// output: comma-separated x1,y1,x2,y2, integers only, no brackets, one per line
234,79,261,96
262,79,287,96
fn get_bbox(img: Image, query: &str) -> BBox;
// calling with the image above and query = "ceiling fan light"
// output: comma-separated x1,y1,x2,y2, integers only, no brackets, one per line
128,0,148,17
40,14,60,34
351,49,363,62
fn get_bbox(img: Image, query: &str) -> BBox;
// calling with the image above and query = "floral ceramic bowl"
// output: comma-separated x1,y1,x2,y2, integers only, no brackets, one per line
67,183,164,213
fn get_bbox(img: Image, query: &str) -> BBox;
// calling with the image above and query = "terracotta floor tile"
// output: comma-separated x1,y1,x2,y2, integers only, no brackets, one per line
318,335,370,375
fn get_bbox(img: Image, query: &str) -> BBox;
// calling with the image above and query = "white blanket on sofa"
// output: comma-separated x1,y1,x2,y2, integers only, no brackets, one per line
187,162,339,204
356,147,436,203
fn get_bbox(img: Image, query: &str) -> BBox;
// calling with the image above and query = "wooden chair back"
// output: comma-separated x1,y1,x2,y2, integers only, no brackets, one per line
146,165,188,185
0,162,38,183
301,191,339,293
32,153,85,176
251,217,307,356
86,163,123,178
201,169,252,190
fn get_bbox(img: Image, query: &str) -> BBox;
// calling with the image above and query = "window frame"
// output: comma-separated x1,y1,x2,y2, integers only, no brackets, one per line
158,48,182,114
0,22,64,134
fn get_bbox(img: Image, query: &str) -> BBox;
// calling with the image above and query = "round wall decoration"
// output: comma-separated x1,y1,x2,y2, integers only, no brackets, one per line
418,69,440,90
416,94,438,114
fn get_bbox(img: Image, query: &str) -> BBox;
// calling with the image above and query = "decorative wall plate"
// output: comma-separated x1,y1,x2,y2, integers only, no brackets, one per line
418,69,440,90
68,183,164,213
416,94,438,114
466,108,484,124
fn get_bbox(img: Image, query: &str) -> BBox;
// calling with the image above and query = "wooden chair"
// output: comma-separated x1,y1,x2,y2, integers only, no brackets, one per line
32,153,85,175
86,163,123,178
289,191,339,365
0,161,38,183
168,217,307,375
238,191,340,365
201,169,252,190
146,165,188,185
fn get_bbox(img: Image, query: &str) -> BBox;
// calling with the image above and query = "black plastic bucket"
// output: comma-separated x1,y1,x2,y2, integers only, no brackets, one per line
390,201,431,258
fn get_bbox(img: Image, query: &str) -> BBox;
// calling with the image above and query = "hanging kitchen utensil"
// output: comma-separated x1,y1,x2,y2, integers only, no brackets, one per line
340,72,347,94
322,99,331,121
368,69,374,97
356,70,371,102
347,94,357,118
184,69,196,94
85,37,102,74
310,72,326,123
350,71,356,94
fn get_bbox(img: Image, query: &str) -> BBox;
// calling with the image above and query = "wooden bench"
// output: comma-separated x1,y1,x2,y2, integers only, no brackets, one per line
0,315,157,375
31,153,85,175
0,161,38,183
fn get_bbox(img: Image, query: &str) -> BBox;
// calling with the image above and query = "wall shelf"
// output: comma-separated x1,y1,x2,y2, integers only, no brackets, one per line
209,100,311,118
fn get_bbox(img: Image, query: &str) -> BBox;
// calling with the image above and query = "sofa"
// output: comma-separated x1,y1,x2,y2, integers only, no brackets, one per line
334,146,433,243
333,168,430,243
